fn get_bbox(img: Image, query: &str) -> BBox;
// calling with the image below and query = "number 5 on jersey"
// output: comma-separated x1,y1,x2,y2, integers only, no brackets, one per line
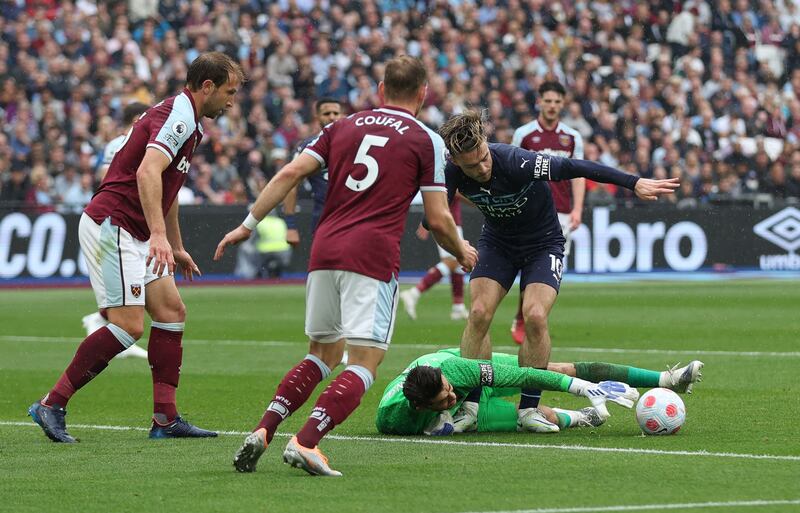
346,134,389,192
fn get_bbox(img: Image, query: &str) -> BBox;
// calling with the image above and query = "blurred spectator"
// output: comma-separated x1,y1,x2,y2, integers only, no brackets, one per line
1,162,30,211
0,0,797,214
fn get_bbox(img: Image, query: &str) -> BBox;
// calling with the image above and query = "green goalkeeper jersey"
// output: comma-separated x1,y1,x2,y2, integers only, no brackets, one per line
375,349,573,435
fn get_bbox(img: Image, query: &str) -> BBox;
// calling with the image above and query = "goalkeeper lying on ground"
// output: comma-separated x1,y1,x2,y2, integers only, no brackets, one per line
375,349,703,435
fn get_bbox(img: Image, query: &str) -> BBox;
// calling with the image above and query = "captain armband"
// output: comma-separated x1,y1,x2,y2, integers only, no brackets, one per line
478,363,494,386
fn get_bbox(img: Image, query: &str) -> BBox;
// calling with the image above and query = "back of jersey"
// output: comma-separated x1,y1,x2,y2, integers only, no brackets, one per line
303,106,447,281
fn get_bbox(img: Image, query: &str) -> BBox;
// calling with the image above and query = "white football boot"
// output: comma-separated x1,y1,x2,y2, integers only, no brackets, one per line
517,407,560,433
661,361,704,394
400,288,419,320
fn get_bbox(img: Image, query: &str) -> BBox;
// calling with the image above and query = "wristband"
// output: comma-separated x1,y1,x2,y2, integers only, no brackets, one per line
284,214,297,229
242,212,260,230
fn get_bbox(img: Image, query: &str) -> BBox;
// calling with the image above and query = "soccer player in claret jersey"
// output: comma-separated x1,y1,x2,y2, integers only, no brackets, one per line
436,111,678,435
510,81,584,345
81,101,150,360
28,52,245,443
376,349,703,436
215,56,478,476
282,98,343,245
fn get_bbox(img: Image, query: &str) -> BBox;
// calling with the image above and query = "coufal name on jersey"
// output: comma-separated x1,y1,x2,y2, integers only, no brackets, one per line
533,154,551,179
354,115,410,135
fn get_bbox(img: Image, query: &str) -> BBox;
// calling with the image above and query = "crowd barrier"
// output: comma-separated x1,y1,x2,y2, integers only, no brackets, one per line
1,204,799,280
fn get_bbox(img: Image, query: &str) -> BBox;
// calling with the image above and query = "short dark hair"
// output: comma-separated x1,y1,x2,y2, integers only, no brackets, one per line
315,98,341,113
402,365,444,409
383,55,427,102
538,81,566,97
122,102,149,125
186,51,245,91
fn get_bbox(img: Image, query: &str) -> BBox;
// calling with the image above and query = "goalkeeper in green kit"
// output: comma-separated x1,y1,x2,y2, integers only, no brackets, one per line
376,349,703,436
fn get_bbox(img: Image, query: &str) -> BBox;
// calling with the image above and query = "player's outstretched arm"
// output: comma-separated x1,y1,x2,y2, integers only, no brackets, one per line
137,148,174,277
214,153,320,261
522,149,679,200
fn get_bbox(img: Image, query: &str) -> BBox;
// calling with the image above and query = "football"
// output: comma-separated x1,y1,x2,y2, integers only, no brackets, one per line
635,388,686,435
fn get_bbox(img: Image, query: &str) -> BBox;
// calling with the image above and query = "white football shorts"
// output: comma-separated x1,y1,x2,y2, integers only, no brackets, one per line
78,213,167,308
304,269,399,350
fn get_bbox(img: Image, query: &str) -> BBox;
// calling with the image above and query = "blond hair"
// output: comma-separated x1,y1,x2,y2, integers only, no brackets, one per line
438,110,486,156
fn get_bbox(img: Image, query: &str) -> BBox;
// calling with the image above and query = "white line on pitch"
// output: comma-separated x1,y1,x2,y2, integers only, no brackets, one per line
1,335,798,358
456,499,800,513
2,421,798,462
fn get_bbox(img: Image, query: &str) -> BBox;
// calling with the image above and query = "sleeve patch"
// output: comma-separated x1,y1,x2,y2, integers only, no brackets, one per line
533,154,551,179
478,363,494,386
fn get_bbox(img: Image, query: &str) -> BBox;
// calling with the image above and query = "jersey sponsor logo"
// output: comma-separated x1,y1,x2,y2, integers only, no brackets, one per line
176,156,190,174
533,154,551,179
478,363,494,386
469,184,532,218
559,134,572,147
354,114,409,135
520,158,530,169
534,148,572,158
130,283,142,298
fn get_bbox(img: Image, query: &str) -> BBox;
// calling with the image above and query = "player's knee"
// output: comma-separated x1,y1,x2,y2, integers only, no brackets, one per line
468,302,493,328
522,306,549,331
118,322,144,341
151,298,186,323
316,346,345,370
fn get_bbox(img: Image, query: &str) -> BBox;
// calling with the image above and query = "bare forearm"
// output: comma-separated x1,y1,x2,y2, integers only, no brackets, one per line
429,215,463,259
283,185,299,216
249,168,303,223
137,167,167,236
165,202,183,250
572,178,586,211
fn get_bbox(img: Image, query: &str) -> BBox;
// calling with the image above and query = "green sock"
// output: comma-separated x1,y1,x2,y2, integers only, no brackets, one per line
555,411,572,430
574,362,661,388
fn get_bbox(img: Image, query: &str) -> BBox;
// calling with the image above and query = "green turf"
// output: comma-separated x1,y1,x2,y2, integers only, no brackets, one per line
1,280,799,513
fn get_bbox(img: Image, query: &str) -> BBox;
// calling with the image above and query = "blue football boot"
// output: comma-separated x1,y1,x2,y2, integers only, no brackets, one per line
149,415,218,439
28,401,77,443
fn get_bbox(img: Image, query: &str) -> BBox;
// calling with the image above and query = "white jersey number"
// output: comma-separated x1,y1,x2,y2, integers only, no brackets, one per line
346,134,389,192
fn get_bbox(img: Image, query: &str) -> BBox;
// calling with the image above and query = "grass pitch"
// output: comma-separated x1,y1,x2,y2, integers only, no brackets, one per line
1,279,799,513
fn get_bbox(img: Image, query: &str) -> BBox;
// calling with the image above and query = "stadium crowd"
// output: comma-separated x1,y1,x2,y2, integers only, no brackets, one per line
1,0,800,214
